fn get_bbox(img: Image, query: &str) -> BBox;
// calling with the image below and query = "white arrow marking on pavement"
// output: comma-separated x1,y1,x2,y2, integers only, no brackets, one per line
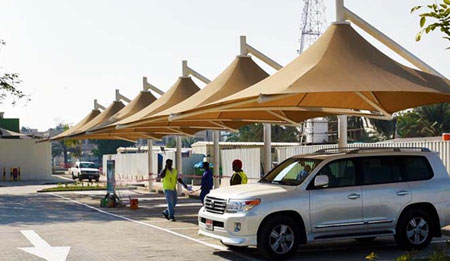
18,230,70,261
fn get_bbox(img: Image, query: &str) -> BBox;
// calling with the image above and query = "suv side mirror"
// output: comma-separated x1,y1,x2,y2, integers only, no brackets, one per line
76,166,79,168
314,175,329,188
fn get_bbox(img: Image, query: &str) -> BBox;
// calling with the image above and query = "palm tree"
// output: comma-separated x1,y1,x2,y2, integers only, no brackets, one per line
397,103,450,137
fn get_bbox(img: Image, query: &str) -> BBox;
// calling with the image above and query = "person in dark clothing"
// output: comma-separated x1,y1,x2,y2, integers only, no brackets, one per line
200,162,213,204
230,159,248,186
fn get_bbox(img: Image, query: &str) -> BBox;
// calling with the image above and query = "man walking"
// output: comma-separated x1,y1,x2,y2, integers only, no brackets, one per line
159,159,188,221
200,162,213,204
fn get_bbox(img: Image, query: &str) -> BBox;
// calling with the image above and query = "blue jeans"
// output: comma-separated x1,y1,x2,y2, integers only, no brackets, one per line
163,189,177,219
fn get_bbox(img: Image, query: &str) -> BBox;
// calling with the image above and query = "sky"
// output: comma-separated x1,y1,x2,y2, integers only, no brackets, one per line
0,0,449,131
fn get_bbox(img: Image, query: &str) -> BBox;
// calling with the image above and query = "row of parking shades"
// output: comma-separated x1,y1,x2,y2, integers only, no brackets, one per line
2,167,21,182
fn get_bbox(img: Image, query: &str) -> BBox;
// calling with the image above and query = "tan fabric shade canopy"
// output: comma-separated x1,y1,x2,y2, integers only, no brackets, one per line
70,90,158,140
87,91,157,132
0,127,29,139
88,76,214,138
170,23,450,124
67,101,125,138
118,56,288,132
50,109,101,141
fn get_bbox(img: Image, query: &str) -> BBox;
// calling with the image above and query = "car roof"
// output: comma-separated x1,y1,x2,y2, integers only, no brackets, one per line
292,147,433,160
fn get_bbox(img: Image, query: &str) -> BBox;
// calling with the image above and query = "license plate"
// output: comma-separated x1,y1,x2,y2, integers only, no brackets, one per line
88,175,93,179
205,219,214,231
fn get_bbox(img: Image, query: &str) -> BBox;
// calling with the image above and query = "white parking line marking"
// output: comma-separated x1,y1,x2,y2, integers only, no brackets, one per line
49,194,226,249
163,227,200,230
18,230,71,261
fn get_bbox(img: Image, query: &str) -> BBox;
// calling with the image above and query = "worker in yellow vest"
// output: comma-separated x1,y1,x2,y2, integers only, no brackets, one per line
159,159,188,221
230,159,248,186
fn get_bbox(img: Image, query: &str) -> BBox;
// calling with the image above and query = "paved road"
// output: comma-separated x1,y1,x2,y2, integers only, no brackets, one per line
0,184,448,261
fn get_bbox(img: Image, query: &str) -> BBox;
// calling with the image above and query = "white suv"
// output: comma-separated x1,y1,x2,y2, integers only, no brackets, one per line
198,148,450,259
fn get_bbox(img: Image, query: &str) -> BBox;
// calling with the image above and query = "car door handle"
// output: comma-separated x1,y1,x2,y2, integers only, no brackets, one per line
396,190,409,196
347,193,360,200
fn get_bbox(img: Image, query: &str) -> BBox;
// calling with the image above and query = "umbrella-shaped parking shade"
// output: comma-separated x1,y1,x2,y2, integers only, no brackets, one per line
89,76,221,138
71,90,157,139
117,56,291,133
50,109,101,141
169,23,450,125
0,127,29,139
66,101,126,138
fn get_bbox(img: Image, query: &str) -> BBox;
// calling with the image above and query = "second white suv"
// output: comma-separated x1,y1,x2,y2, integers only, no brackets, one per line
198,148,450,259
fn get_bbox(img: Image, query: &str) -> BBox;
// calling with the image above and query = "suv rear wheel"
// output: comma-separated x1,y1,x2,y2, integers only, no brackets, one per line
257,215,299,259
395,209,433,250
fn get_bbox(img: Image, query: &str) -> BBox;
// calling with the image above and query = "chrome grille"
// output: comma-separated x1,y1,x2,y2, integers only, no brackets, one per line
204,196,227,214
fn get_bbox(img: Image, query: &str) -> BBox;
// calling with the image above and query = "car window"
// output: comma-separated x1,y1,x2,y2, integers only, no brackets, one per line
261,158,322,186
80,163,97,168
360,156,403,185
403,156,433,181
317,159,356,188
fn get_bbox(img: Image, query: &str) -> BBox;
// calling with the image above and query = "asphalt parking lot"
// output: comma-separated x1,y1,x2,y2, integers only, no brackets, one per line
0,183,448,261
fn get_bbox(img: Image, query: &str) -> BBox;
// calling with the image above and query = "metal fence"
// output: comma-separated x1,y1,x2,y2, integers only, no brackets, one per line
276,141,450,174
102,151,204,182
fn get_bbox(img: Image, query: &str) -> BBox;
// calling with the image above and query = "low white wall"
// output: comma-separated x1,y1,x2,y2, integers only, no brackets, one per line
103,151,204,182
0,139,51,180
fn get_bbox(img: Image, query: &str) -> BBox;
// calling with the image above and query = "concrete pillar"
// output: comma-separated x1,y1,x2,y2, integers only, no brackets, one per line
338,115,348,148
176,136,183,195
336,0,345,22
263,123,272,175
213,131,220,189
147,139,153,191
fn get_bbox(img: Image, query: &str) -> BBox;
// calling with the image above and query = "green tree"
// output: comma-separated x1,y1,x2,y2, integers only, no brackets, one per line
51,124,81,166
369,118,396,140
0,40,26,104
225,123,299,142
92,139,134,156
411,0,450,46
397,103,450,137
165,136,197,148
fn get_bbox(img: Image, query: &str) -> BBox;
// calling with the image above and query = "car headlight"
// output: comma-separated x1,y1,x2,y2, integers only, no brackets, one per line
226,199,261,213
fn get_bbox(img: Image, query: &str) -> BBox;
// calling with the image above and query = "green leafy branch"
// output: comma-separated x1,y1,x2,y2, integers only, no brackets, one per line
411,0,450,48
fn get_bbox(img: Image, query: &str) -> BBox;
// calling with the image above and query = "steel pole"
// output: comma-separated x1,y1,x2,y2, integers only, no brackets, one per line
176,136,183,195
213,131,220,189
263,123,272,175
335,0,344,22
147,139,153,191
338,115,348,148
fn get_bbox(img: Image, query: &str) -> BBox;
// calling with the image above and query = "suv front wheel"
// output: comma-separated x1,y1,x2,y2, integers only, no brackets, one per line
394,209,433,250
257,215,299,259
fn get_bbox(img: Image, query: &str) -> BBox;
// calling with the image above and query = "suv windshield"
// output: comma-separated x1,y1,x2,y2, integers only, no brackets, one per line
261,158,322,186
80,162,97,168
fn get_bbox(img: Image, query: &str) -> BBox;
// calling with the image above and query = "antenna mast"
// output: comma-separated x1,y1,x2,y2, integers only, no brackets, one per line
299,0,327,144
298,0,326,53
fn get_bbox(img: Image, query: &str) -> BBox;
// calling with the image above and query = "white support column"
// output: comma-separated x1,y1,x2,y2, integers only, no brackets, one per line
176,136,183,195
143,77,164,95
147,139,153,191
213,131,220,189
335,0,345,22
263,123,272,175
115,89,131,103
94,99,105,110
338,115,348,148
335,0,348,149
